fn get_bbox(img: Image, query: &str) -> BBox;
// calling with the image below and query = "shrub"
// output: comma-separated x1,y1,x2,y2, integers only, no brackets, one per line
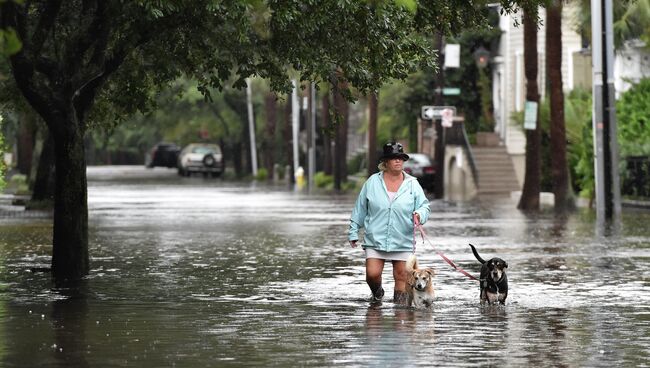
509,82,650,200
511,89,594,198
617,78,650,157
616,78,650,198
255,167,268,181
0,126,5,191
314,171,333,188
565,89,594,199
347,152,366,176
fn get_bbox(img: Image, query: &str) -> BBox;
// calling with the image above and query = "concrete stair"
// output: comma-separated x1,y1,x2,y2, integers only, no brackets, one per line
471,146,520,195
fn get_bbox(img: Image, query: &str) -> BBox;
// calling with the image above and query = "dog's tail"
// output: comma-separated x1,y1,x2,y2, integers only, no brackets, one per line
406,254,418,273
469,244,485,264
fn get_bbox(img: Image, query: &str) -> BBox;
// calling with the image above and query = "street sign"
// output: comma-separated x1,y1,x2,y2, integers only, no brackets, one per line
421,105,457,120
524,101,538,130
441,108,455,127
442,87,461,95
444,44,461,68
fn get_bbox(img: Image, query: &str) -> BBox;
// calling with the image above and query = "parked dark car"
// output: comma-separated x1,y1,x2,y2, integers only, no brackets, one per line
177,143,223,177
403,153,436,191
145,143,180,168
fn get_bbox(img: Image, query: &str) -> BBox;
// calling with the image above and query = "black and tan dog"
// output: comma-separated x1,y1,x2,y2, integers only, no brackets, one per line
469,244,508,305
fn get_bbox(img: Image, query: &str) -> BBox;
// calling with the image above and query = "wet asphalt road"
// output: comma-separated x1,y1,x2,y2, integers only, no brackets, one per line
0,165,648,367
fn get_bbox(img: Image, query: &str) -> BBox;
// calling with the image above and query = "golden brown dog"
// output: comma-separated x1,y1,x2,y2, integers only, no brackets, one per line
406,255,435,308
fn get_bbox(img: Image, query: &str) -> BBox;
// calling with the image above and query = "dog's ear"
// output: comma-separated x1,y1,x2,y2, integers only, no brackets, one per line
504,261,508,268
425,268,435,276
408,271,417,284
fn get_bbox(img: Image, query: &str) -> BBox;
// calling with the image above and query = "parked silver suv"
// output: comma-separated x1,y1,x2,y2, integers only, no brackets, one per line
177,143,223,177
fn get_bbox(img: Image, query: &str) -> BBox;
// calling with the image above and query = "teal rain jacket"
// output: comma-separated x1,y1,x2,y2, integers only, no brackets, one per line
348,172,431,252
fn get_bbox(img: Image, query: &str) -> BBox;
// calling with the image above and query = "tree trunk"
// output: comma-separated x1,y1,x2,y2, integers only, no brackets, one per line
546,0,574,213
241,113,251,176
283,98,294,182
367,92,378,177
333,86,349,191
321,93,332,176
102,131,112,165
232,141,244,177
31,130,55,203
17,111,36,176
264,93,277,180
3,0,130,285
518,9,542,211
50,115,89,284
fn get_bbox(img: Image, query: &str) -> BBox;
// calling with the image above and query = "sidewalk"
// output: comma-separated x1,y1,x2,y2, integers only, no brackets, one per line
508,190,650,211
622,198,650,210
0,194,52,219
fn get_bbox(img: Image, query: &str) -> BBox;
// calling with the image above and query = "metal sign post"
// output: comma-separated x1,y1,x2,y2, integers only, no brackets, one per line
291,80,300,181
421,105,456,199
591,0,621,231
246,79,258,177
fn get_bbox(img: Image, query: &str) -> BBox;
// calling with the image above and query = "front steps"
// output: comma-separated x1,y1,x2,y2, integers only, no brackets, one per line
471,146,520,196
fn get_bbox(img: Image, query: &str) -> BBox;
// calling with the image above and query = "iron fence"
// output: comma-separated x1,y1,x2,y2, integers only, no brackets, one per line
622,156,650,198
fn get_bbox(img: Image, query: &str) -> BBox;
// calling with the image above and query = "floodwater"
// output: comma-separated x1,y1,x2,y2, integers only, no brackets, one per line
0,166,649,367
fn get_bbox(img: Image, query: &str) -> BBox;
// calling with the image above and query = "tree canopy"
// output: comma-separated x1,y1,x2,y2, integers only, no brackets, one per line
576,0,650,48
2,0,533,125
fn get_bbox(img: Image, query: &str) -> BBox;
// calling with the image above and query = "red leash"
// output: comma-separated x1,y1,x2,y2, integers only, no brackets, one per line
413,214,478,282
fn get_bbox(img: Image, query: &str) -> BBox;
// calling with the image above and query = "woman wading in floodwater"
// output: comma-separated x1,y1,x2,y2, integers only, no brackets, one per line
348,142,430,304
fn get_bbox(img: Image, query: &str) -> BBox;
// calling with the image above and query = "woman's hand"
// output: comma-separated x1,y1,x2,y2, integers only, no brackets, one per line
413,212,421,223
349,240,358,248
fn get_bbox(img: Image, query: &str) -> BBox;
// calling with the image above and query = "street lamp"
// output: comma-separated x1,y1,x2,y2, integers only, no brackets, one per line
473,46,490,69
473,45,494,135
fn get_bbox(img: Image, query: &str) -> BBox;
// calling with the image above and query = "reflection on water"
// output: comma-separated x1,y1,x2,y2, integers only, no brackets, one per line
0,166,648,366
51,288,89,368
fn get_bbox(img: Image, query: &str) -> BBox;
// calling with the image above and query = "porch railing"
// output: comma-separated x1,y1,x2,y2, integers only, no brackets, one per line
445,121,479,189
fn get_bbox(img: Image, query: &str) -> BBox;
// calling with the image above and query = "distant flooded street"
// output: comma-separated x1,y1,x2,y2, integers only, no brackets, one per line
1,166,649,367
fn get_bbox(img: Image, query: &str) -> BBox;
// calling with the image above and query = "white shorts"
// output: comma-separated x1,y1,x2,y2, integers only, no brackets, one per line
365,248,412,261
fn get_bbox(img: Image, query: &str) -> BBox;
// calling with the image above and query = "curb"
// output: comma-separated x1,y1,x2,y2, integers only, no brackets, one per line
622,199,650,210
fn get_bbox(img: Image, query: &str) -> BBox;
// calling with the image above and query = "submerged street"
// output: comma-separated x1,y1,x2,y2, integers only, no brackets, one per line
0,166,649,366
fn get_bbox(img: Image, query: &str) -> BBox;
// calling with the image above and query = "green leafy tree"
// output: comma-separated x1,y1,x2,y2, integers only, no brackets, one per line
576,0,650,48
0,0,24,191
0,0,21,57
0,0,540,283
375,10,502,151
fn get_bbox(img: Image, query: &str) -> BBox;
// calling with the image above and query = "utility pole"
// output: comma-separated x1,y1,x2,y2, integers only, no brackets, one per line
246,79,258,177
591,0,621,229
291,80,300,176
433,32,445,199
367,92,378,178
307,82,316,192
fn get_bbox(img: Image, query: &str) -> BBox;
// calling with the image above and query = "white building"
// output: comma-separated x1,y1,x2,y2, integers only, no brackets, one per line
491,5,583,185
492,4,650,187
614,39,650,98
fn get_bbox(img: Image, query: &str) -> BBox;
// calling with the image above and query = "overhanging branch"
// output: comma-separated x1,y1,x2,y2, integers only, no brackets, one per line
32,0,63,54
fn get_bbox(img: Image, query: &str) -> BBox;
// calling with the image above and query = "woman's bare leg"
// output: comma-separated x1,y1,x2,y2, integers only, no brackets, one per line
366,258,385,298
392,260,408,304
